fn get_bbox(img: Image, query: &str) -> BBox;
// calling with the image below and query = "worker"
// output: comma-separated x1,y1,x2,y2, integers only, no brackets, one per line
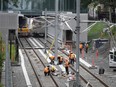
68,72,75,80
44,66,50,76
57,55,60,64
70,53,75,66
49,56,55,64
68,51,72,63
79,43,83,54
50,65,56,73
57,56,63,65
64,60,70,75
85,43,89,53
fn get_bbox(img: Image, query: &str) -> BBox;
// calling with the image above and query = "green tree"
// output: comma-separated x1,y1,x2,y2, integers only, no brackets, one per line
4,0,19,7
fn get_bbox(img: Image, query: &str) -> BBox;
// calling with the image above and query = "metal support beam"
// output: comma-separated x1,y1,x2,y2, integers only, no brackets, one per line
44,8,47,53
9,31,12,60
5,31,13,87
75,0,81,87
55,0,59,62
16,36,19,62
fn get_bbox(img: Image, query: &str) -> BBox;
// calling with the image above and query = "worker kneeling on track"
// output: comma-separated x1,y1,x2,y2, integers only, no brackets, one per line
49,56,55,64
50,65,57,75
50,65,60,76
44,66,50,76
51,65,56,73
68,72,76,81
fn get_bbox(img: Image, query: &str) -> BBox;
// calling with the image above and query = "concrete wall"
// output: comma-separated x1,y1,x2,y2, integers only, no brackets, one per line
0,12,18,41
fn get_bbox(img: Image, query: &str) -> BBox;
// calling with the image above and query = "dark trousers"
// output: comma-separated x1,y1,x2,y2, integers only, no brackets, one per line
65,67,69,75
50,60,54,64
80,48,82,54
58,60,63,64
70,59,74,65
85,48,88,53
44,71,50,76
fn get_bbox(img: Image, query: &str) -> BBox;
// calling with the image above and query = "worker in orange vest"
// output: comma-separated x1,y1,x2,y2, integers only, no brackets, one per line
57,56,63,65
79,43,83,54
49,56,55,64
44,66,50,76
68,51,72,63
65,60,70,75
70,53,75,66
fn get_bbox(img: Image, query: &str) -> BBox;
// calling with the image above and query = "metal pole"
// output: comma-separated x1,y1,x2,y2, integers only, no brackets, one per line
15,29,19,63
55,0,58,62
5,31,13,87
10,32,12,60
109,6,112,22
75,0,81,87
5,34,9,87
44,8,47,53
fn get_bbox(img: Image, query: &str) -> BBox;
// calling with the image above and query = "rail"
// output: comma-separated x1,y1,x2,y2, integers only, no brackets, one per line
23,38,60,87
39,37,110,87
18,38,43,87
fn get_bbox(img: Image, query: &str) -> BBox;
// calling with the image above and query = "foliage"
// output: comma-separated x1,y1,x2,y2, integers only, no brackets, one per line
88,22,106,40
88,22,116,41
89,0,116,11
8,44,16,62
0,83,3,87
81,0,91,8
0,34,5,82
3,0,19,7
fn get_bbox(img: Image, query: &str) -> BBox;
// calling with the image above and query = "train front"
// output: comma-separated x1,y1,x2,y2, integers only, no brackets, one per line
18,16,30,37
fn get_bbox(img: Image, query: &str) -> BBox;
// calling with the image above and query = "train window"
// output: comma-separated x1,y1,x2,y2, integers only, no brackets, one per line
109,52,113,54
114,51,116,55
110,55,113,59
114,55,116,62
19,16,27,28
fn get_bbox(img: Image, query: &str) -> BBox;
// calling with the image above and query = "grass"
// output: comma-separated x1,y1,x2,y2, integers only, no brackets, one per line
0,33,5,83
88,22,106,41
88,22,116,41
0,83,3,87
9,44,16,62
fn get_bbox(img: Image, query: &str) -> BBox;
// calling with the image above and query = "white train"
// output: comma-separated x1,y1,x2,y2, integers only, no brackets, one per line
109,47,116,68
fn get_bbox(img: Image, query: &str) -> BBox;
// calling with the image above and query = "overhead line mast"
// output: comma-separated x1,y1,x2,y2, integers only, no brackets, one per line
55,0,59,62
76,0,81,87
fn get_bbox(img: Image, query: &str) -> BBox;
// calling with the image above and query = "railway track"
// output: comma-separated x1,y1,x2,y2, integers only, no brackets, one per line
37,37,110,87
18,38,43,87
18,38,62,87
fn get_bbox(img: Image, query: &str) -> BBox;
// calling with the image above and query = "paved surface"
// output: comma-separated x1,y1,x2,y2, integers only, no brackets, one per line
1,38,116,87
72,43,116,87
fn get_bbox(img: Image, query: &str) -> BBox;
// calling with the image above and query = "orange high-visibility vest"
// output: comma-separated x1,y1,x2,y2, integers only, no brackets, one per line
68,53,71,58
79,44,83,49
70,53,75,59
44,67,49,73
50,56,55,60
65,61,69,67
